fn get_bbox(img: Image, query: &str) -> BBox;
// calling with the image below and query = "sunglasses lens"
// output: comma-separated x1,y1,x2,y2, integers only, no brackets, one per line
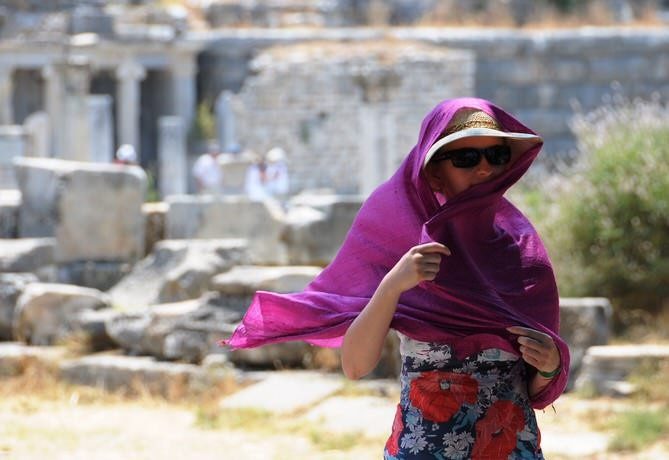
486,145,511,165
450,149,481,168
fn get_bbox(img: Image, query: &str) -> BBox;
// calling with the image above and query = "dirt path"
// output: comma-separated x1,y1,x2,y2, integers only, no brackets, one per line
1,375,667,460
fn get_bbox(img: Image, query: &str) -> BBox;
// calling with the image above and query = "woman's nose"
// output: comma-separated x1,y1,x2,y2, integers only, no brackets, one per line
475,158,494,176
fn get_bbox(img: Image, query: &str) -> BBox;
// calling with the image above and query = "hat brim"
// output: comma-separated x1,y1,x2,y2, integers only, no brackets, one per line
423,128,542,168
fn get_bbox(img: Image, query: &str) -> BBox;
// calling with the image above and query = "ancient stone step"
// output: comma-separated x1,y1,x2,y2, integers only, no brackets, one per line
0,342,68,377
574,344,669,396
0,237,55,273
0,272,38,340
59,354,208,398
219,370,344,414
14,282,109,345
107,239,248,311
302,396,396,438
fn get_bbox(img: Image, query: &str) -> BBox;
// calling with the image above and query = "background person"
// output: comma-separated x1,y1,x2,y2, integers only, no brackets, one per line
114,144,138,165
265,147,290,200
192,143,223,194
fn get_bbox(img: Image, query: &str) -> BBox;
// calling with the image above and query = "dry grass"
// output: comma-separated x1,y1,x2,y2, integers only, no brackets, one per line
3,360,669,459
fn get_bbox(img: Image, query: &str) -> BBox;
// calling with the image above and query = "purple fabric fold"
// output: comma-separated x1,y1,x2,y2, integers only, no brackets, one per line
223,97,570,409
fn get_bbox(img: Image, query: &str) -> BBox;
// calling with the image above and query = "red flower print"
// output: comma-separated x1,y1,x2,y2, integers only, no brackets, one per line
385,404,404,456
471,400,525,459
409,371,478,423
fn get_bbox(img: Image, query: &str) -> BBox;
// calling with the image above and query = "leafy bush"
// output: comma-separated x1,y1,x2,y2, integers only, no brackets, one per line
517,97,669,334
190,102,216,142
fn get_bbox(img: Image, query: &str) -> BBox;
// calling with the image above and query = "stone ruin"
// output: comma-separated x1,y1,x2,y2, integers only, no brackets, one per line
3,153,668,398
2,1,669,398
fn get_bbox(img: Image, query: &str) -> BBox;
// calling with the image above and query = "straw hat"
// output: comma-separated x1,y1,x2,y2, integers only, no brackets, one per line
423,109,542,168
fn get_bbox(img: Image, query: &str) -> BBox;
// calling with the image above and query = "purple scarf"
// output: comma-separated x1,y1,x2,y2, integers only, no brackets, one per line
224,97,570,409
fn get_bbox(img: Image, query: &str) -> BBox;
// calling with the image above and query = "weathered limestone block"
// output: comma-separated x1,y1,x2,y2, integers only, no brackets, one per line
59,354,205,399
575,345,669,396
210,265,322,295
284,194,363,265
106,293,247,363
0,238,55,273
0,273,38,340
75,308,118,351
229,342,318,368
14,283,109,345
142,201,167,256
559,297,612,389
14,157,146,263
0,190,20,238
56,260,131,291
212,265,323,368
165,195,287,264
107,239,248,311
0,342,68,377
219,153,253,194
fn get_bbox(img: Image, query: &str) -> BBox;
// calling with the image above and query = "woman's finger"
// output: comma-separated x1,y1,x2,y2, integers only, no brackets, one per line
413,242,452,256
517,336,551,352
519,345,544,362
506,326,550,344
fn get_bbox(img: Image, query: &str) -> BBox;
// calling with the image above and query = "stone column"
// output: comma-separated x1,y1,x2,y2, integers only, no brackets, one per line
116,60,146,160
23,111,50,158
42,64,65,157
168,54,196,136
0,66,14,125
358,105,381,196
43,59,92,160
88,95,114,163
355,71,399,195
0,126,28,189
63,58,92,161
158,116,187,198
216,90,239,153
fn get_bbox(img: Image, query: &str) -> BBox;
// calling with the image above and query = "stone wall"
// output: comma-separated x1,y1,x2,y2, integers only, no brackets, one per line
399,28,669,157
202,28,669,193
231,41,474,194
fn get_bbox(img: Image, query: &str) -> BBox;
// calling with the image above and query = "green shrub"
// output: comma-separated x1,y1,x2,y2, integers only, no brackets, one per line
517,98,669,334
190,102,216,143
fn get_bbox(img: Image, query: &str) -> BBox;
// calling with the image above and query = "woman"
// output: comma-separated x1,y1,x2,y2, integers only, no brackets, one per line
225,97,569,459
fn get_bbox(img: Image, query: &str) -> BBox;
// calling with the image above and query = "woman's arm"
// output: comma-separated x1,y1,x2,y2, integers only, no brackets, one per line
341,242,450,380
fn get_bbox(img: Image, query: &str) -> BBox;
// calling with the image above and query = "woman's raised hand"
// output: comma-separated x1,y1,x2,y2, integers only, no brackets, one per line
506,326,561,377
384,242,451,294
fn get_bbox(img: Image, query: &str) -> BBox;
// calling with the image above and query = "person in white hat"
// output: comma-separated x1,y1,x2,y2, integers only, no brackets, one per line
265,147,289,200
114,144,138,165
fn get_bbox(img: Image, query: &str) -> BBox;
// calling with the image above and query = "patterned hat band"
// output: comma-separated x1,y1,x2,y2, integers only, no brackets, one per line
443,110,502,135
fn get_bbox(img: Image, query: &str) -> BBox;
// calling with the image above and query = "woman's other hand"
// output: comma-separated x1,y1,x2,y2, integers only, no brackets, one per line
506,326,561,378
385,242,451,293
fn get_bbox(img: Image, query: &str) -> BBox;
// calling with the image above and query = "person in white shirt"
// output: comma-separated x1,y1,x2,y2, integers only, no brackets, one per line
244,147,290,203
244,154,270,201
265,147,290,200
192,145,223,194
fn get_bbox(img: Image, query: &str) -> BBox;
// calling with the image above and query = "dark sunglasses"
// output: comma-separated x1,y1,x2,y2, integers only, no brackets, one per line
431,145,512,169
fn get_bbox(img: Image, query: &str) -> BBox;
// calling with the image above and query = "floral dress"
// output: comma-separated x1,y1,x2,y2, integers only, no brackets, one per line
384,333,544,459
